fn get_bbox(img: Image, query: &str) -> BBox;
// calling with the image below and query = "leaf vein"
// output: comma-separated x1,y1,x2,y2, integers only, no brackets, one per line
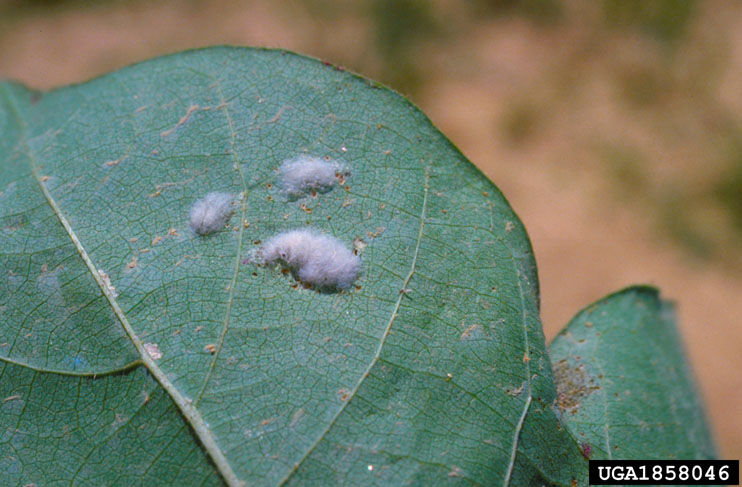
1,84,244,487
277,167,431,485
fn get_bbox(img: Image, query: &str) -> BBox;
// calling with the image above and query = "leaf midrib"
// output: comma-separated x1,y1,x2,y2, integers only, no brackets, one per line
1,84,244,487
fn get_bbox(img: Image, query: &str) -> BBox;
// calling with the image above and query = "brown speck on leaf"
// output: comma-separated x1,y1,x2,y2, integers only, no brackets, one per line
126,256,138,269
300,203,312,214
268,105,291,123
128,237,138,243
143,343,162,360
40,175,50,182
482,191,489,197
580,442,592,459
135,105,148,113
3,394,21,403
204,344,217,354
523,353,530,363
448,466,463,478
460,323,479,340
505,221,515,232
353,237,366,254
337,388,350,401
140,248,150,254
290,408,305,428
554,359,600,414
152,236,163,246
97,269,118,298
584,321,593,328
445,373,453,381
369,227,386,238
103,155,127,167
161,104,200,137
507,381,526,396
40,264,48,273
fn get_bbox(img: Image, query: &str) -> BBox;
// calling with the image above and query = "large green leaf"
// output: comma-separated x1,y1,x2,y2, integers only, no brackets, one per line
1,47,590,486
549,286,715,461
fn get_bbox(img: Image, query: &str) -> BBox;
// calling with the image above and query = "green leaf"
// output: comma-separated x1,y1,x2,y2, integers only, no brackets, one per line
1,47,589,486
549,286,716,461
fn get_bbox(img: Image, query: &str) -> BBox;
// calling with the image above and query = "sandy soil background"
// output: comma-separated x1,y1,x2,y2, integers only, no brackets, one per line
1,0,740,458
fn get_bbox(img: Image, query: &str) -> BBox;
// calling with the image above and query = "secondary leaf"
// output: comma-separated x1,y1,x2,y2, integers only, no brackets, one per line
549,286,716,461
1,47,586,486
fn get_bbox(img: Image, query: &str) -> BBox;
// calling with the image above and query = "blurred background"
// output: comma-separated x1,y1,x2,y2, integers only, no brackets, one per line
1,0,740,458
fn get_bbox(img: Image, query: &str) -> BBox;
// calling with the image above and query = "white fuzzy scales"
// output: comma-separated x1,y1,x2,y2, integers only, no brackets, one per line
261,229,360,289
189,192,234,235
279,155,345,196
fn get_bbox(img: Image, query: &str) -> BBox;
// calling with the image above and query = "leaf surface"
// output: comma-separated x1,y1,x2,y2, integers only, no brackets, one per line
1,47,586,486
549,286,715,461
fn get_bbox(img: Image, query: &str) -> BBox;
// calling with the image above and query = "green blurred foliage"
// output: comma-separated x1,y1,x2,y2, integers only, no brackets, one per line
473,0,563,24
602,0,696,44
714,137,742,232
368,0,439,94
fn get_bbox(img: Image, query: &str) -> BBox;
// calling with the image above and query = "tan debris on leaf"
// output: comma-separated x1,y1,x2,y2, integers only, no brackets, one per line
143,342,162,360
